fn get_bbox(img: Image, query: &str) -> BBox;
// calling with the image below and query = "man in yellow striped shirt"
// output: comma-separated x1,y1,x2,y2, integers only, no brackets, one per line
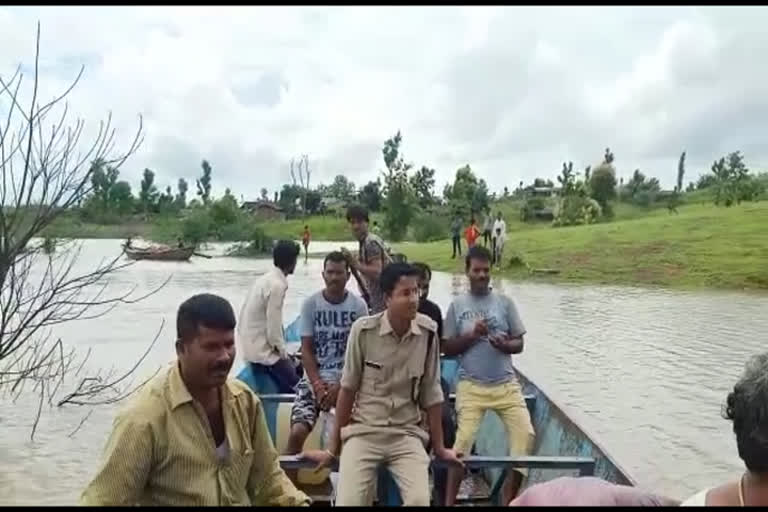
80,293,310,506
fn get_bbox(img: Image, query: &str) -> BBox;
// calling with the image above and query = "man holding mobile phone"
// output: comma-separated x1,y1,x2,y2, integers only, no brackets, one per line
442,246,535,506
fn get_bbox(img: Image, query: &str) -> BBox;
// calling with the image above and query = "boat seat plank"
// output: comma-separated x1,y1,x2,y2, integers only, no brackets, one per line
279,454,595,472
260,392,536,405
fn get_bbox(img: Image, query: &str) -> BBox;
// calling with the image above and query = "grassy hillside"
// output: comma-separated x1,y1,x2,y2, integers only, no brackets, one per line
397,201,768,291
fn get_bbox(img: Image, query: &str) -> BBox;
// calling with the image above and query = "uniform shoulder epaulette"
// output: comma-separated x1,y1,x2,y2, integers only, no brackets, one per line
415,312,437,332
358,312,384,330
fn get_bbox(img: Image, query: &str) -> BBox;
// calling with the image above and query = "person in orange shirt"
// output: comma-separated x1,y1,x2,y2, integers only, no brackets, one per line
464,218,480,248
301,225,311,262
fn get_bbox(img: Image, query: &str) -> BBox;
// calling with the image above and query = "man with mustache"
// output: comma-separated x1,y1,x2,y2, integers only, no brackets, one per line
443,246,535,506
80,294,309,506
283,251,367,466
302,263,462,505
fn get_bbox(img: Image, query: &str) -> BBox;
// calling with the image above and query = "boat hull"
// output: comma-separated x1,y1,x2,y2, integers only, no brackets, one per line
238,315,636,504
124,246,195,261
440,358,634,490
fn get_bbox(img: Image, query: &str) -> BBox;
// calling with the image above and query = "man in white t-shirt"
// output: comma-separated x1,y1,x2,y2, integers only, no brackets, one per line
491,212,506,265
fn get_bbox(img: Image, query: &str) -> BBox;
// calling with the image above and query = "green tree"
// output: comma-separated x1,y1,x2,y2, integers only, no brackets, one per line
89,158,119,209
158,185,175,213
590,163,617,209
381,131,416,241
409,166,436,209
139,168,159,214
443,165,489,217
109,181,134,215
176,178,188,209
557,162,576,196
358,179,382,212
711,151,759,207
328,175,357,202
677,151,686,193
197,159,212,204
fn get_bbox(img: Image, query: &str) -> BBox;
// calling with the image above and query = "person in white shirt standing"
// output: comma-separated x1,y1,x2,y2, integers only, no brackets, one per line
491,211,506,265
237,240,301,393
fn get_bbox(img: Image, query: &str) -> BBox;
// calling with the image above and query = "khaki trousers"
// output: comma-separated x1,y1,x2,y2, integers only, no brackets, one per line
336,431,430,506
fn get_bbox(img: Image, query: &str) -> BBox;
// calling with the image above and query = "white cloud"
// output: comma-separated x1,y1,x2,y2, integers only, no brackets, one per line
2,6,768,199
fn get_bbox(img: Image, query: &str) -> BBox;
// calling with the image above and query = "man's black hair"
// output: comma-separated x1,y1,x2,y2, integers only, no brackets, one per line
346,204,370,223
273,240,300,270
176,293,236,342
323,250,349,269
411,262,432,281
465,245,492,270
379,262,419,296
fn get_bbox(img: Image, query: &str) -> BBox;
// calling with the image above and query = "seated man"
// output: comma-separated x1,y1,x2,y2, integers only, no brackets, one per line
80,294,309,506
284,252,368,463
303,263,461,506
237,240,301,393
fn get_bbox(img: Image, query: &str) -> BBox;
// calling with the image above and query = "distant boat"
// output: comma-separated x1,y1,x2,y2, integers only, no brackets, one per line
123,242,195,262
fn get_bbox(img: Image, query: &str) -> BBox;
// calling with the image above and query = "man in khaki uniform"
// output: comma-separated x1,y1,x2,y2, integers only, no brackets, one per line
303,263,461,505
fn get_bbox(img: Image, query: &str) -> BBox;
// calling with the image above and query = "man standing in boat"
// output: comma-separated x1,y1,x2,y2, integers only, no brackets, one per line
341,205,391,314
301,262,462,505
80,293,310,506
237,240,301,393
443,245,535,506
283,251,368,471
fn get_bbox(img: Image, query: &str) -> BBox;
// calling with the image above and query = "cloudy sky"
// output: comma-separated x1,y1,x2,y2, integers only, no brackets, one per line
1,6,766,199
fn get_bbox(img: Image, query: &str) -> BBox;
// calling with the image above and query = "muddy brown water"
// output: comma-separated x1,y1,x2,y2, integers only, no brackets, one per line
1,239,766,504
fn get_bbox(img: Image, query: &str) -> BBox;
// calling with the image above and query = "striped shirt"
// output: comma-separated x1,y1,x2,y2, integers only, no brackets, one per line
80,363,310,506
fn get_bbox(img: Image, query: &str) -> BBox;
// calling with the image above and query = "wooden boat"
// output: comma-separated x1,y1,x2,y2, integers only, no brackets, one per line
237,315,636,506
123,244,195,261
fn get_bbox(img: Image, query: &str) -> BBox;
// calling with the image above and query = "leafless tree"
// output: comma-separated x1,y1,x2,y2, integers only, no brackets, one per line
0,24,166,440
289,154,311,216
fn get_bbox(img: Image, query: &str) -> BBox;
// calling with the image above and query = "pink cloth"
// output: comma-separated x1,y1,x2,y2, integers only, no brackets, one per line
509,477,679,507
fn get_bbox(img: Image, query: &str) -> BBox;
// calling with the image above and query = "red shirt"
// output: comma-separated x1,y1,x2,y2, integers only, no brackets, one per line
464,225,479,246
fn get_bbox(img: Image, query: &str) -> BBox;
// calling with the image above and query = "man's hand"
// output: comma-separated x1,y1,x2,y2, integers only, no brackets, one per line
488,333,522,354
473,319,489,337
319,382,340,411
311,379,329,404
299,449,336,471
435,447,464,468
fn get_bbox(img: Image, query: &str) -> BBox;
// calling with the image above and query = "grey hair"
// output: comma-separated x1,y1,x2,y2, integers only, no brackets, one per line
723,353,768,473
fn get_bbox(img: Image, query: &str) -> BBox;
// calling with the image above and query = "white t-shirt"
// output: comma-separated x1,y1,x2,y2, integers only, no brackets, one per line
492,219,506,240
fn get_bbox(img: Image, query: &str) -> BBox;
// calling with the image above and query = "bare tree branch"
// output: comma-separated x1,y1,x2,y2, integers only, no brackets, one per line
0,23,161,441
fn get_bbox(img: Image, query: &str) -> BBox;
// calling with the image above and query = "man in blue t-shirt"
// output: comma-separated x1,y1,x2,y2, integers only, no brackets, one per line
442,245,535,506
284,251,368,459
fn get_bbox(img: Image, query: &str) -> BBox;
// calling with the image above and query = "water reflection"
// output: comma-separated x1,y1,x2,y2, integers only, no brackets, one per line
1,239,766,503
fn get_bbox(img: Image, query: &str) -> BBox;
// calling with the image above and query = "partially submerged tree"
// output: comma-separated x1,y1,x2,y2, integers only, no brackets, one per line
0,24,164,440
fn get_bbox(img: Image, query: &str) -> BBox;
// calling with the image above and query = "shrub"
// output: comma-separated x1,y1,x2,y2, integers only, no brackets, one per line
413,214,446,242
632,190,656,208
552,196,602,227
180,209,211,245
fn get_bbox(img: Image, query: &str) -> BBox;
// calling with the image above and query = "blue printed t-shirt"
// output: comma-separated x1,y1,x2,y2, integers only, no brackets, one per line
299,290,368,381
443,291,526,385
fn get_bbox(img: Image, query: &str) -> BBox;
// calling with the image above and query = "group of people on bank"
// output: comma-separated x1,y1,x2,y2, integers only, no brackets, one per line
451,211,507,267
78,204,768,507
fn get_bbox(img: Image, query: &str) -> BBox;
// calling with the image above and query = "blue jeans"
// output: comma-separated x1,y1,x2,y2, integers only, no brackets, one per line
251,358,299,393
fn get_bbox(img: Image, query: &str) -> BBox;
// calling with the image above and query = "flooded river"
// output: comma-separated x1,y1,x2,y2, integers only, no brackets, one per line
1,239,766,504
